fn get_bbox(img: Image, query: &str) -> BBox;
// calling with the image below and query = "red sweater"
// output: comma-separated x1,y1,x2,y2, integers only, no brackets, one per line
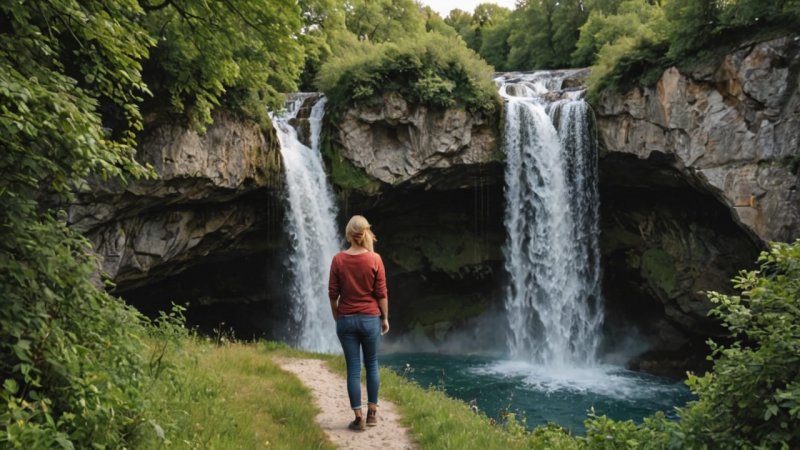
328,251,387,316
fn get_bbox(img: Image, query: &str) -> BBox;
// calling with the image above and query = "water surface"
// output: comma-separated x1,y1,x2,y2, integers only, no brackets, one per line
381,352,693,434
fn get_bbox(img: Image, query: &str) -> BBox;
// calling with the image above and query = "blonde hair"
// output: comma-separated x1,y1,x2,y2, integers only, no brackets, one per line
345,215,377,252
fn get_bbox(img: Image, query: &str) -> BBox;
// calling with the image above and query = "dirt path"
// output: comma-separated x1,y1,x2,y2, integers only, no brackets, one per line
274,357,415,450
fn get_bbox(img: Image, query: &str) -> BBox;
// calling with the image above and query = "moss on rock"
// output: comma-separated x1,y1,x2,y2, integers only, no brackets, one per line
640,248,679,298
320,139,381,194
385,229,502,276
406,294,490,340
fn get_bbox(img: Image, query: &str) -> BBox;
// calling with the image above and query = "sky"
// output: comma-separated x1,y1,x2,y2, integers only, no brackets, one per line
419,0,518,17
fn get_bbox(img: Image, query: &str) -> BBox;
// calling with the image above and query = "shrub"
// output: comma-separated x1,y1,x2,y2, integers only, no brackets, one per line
315,32,499,114
584,241,800,449
0,216,153,448
679,241,800,448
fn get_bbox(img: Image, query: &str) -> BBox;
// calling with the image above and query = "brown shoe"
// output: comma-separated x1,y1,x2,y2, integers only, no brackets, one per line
348,416,366,431
366,409,378,427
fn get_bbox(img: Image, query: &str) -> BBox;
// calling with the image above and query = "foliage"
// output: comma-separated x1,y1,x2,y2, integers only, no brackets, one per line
445,9,480,50
316,32,499,114
141,0,304,130
584,411,685,449
663,0,719,59
343,0,425,42
446,3,512,59
584,241,800,449
479,18,514,71
573,0,665,67
506,0,589,70
422,6,461,40
580,0,800,97
0,2,154,446
583,29,670,100
0,218,152,448
679,241,800,448
0,0,304,447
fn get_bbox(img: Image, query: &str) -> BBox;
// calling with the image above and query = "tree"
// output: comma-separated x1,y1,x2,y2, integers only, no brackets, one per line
716,0,787,29
479,17,514,70
421,6,461,40
298,0,348,90
471,3,512,53
141,0,304,130
343,0,426,42
507,0,560,69
664,0,718,58
573,0,663,66
0,0,308,446
446,8,479,50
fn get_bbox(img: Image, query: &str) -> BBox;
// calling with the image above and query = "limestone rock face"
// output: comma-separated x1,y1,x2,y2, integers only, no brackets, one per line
68,111,284,291
596,36,800,243
330,94,506,346
333,93,501,188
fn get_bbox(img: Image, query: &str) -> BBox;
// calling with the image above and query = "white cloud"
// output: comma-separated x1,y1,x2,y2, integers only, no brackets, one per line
419,0,518,17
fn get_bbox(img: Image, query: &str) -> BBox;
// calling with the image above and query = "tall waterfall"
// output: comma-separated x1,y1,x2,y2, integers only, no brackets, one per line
498,71,603,367
273,94,341,353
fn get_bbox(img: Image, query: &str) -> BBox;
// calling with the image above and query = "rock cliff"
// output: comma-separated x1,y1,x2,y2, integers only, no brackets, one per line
596,36,800,243
327,93,506,343
594,36,800,374
68,111,289,334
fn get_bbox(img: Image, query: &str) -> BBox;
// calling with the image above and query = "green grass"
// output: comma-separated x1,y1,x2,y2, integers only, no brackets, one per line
132,339,334,449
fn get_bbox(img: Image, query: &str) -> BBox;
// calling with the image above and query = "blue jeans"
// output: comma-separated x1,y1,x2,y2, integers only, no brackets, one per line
336,315,381,410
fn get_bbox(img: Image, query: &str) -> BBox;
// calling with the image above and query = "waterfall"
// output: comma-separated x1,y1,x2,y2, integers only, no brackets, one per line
498,71,603,367
273,94,341,354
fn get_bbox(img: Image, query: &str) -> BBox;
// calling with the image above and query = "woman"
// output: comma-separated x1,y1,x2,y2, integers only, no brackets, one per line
328,215,389,431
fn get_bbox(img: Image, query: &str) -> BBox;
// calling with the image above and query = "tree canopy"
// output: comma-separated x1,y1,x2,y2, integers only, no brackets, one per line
0,0,305,447
141,0,303,130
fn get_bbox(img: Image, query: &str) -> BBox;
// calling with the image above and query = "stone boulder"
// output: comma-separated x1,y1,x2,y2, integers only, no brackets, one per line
332,92,501,189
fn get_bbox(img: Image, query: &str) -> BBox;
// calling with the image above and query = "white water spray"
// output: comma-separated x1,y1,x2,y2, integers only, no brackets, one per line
273,95,341,353
498,71,603,367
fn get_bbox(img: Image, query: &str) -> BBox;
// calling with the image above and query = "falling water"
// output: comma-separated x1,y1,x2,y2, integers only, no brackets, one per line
273,94,341,353
498,71,603,366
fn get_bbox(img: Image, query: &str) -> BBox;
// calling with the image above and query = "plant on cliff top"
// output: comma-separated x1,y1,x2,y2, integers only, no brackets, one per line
315,32,499,114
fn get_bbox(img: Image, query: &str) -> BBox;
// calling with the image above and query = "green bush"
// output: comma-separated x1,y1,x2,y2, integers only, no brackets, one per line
585,241,800,449
0,217,152,448
679,241,800,448
315,32,499,114
582,0,800,98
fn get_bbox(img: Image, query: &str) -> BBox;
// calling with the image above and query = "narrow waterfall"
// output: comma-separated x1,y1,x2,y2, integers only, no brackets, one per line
273,94,341,353
498,71,603,366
